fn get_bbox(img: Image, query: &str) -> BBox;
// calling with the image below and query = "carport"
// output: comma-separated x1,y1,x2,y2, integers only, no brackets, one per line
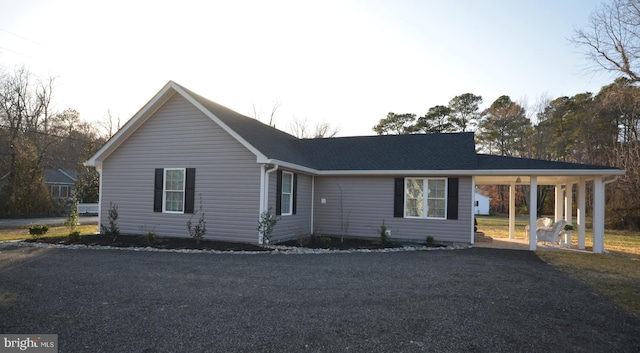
473,154,626,253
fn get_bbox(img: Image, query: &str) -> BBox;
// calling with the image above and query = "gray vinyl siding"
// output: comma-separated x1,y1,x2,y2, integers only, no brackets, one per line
267,171,313,242
100,93,261,243
313,176,473,244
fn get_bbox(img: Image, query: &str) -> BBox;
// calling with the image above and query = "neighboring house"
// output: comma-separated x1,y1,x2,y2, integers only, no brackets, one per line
474,190,491,215
85,81,625,252
44,169,77,200
0,168,76,200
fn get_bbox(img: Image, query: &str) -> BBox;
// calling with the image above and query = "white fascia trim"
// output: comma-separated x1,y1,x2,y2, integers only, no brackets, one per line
264,159,318,175
314,169,478,176
473,169,627,177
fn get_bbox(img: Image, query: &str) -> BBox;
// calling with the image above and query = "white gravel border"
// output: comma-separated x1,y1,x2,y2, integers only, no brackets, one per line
1,240,469,255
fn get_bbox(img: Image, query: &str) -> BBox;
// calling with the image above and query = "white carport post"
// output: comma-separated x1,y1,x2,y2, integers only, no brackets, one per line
509,182,516,239
529,176,538,251
565,183,573,225
593,177,605,253
555,184,564,222
577,179,586,250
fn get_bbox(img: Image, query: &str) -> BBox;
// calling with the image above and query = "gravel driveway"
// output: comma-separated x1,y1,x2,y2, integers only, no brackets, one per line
0,245,638,353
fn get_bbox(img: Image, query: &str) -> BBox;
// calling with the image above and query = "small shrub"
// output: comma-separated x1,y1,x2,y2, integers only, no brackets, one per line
28,225,49,239
380,220,389,245
187,195,206,243
145,232,157,245
67,231,81,242
319,236,332,247
564,224,575,231
425,236,435,247
257,207,278,245
296,231,311,247
64,202,80,233
100,202,120,241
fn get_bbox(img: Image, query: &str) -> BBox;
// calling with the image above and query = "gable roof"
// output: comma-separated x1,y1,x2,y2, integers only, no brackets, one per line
86,81,625,179
44,169,77,184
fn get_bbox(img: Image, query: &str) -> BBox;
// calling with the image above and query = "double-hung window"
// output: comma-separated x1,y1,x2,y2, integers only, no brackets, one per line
164,168,186,213
280,171,294,215
405,178,447,219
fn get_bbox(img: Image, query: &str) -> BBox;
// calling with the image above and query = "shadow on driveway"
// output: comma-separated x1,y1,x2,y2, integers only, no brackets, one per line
0,245,638,352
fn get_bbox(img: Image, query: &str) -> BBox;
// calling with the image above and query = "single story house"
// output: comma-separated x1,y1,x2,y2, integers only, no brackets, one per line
0,168,76,200
44,168,77,200
474,190,491,215
85,81,625,253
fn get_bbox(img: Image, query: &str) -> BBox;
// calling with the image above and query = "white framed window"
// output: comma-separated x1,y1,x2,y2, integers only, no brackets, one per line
405,178,447,219
163,168,185,213
50,185,71,199
280,171,294,215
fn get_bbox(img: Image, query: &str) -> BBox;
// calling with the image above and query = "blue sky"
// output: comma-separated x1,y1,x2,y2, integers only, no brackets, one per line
0,0,615,136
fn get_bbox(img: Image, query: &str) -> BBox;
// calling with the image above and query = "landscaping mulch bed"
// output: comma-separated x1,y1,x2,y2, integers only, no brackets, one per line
278,236,407,250
24,234,421,252
26,233,270,252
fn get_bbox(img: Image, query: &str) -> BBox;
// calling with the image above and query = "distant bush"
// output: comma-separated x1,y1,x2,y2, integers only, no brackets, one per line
28,225,49,239
319,236,332,247
67,231,81,242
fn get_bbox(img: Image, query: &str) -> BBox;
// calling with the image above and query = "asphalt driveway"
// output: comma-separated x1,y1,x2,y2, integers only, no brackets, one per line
0,245,638,353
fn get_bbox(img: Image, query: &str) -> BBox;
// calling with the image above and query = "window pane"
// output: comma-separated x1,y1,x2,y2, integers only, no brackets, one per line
282,173,292,193
166,191,184,212
281,196,291,214
428,179,446,198
166,170,184,191
427,199,445,218
405,179,424,217
281,172,293,214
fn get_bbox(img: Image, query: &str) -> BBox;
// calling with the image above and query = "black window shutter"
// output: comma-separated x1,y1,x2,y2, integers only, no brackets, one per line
447,178,459,220
184,168,196,214
292,173,298,215
153,168,164,212
393,178,404,218
275,170,283,216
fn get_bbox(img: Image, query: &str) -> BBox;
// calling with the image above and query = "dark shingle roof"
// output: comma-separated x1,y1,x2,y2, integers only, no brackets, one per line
180,84,478,170
294,133,477,170
477,154,619,170
44,169,77,184
176,83,621,173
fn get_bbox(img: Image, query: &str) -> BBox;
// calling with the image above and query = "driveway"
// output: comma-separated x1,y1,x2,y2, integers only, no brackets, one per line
0,245,638,352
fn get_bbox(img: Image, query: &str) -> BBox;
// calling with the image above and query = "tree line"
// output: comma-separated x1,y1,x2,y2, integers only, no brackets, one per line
0,67,108,217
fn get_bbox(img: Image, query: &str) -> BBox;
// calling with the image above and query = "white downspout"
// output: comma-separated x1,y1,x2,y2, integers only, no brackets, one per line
96,166,103,234
259,164,278,244
311,175,315,236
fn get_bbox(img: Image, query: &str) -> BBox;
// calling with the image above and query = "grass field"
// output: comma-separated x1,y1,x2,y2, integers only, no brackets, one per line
0,224,99,242
477,215,640,317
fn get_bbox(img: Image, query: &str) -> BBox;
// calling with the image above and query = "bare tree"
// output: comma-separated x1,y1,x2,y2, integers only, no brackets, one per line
0,66,56,216
288,116,340,138
572,0,640,82
99,109,121,139
250,101,281,127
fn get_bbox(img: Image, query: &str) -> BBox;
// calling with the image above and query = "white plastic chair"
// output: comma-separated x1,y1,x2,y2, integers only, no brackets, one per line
525,217,552,240
536,220,567,247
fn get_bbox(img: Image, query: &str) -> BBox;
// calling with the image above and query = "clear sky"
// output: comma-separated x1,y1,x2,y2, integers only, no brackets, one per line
0,0,616,137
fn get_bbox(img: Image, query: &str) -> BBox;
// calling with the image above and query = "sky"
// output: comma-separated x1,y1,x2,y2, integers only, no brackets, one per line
0,0,618,137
